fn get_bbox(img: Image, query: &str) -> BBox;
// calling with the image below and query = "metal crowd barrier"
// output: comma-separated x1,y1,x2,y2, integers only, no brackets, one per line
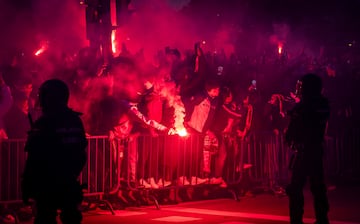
108,131,358,204
0,139,26,223
0,136,120,222
1,131,359,220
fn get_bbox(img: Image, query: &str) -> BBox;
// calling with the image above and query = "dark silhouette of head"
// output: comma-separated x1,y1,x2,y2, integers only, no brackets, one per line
300,73,323,99
38,79,69,113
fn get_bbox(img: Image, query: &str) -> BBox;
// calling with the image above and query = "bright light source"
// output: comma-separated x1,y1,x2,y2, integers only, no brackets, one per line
35,49,42,56
202,40,206,45
278,44,283,55
177,129,188,137
35,46,46,56
34,41,49,56
111,30,117,54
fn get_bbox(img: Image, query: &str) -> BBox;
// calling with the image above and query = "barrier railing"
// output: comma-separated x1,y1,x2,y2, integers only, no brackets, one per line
0,136,120,222
79,136,119,214
1,130,359,220
107,131,359,204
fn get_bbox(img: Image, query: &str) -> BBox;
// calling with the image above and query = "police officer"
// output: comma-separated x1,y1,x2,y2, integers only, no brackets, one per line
22,79,87,224
285,74,330,224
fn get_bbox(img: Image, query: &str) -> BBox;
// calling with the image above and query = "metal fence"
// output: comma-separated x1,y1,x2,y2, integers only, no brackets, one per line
1,131,359,221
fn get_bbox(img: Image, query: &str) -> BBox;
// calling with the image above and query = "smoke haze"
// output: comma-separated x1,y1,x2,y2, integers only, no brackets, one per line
0,0,87,59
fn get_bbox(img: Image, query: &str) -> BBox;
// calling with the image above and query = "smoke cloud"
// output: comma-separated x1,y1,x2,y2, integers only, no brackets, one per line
0,0,87,59
115,0,199,62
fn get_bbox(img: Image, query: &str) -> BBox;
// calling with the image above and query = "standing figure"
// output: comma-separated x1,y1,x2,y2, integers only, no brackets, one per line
210,86,241,187
285,74,330,224
22,79,87,224
184,79,220,185
263,94,287,194
109,110,137,185
236,95,253,141
0,73,13,139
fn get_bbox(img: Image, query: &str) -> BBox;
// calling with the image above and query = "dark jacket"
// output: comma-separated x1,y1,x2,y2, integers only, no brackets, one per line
22,108,87,199
285,96,330,153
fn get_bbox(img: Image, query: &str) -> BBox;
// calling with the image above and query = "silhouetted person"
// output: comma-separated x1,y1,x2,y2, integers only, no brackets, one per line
22,79,87,224
0,74,13,139
4,77,34,139
285,74,330,224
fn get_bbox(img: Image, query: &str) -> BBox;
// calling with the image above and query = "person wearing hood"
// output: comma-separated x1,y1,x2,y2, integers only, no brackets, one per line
22,79,87,224
285,74,330,224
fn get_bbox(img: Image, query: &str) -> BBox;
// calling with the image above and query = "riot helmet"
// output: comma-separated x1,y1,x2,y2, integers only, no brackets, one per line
300,73,323,99
38,79,69,112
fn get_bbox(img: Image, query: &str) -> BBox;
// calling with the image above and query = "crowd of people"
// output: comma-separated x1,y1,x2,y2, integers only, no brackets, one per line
1,37,358,224
0,41,358,188
1,41,358,140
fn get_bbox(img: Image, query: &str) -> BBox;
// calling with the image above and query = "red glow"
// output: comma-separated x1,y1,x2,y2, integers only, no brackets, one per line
278,44,283,54
35,48,44,56
177,129,188,137
110,0,117,26
156,80,187,137
111,30,117,54
34,45,47,56
34,40,49,56
109,1,204,63
110,0,117,55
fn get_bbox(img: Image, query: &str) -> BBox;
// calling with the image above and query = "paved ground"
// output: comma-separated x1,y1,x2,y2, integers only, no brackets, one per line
17,184,360,224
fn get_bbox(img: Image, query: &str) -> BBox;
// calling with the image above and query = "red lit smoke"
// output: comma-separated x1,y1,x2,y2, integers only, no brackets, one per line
0,0,87,60
114,0,199,62
0,0,327,130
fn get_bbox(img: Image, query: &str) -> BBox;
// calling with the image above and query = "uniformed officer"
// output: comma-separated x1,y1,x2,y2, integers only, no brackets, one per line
22,79,87,224
285,74,330,224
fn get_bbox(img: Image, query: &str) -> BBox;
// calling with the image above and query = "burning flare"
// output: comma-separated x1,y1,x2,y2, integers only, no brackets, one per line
177,128,188,137
111,30,117,54
34,41,49,56
278,43,283,55
157,80,187,137
35,46,46,56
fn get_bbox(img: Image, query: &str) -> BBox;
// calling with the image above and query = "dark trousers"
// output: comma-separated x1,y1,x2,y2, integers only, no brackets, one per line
33,181,83,224
137,136,160,180
214,134,236,178
286,150,329,224
35,200,82,224
177,133,204,179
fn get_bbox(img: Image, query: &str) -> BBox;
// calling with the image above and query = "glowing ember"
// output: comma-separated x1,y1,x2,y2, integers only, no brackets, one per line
111,30,117,54
35,48,44,56
278,44,283,55
34,41,49,56
110,0,117,55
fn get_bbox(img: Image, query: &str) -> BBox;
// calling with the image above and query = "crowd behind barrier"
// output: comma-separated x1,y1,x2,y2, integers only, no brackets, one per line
0,130,359,221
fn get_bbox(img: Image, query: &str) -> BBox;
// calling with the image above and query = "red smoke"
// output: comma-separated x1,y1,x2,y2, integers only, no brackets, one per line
112,1,236,62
